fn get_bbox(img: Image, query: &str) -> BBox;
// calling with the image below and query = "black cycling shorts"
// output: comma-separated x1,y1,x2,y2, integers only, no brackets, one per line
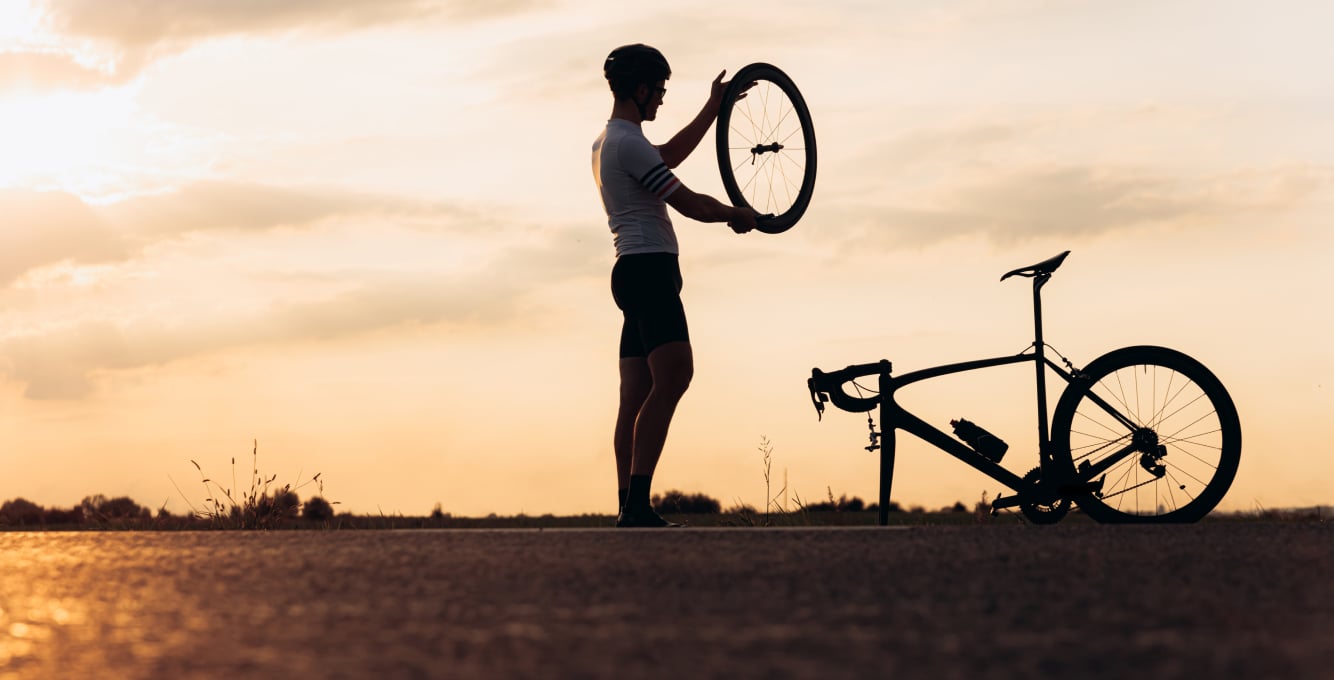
610,253,688,359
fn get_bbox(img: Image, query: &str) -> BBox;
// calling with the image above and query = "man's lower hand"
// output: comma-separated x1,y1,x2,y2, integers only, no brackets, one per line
728,207,759,234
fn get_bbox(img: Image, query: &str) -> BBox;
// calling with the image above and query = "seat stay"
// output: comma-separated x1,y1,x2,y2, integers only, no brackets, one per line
1064,381,1143,434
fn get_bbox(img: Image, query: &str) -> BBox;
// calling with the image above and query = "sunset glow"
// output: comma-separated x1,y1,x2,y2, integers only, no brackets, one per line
2,0,1331,517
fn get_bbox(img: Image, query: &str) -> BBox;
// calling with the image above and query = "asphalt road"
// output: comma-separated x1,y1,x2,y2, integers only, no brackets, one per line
1,523,1330,678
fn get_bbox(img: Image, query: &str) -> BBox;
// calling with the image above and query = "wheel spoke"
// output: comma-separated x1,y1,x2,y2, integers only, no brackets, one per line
1171,443,1222,469
1163,428,1222,452
1100,373,1140,428
729,124,755,147
1074,407,1132,439
1161,408,1219,445
1163,458,1212,488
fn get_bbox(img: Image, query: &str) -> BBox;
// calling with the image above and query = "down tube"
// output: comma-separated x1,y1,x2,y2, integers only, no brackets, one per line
889,354,1037,492
892,405,1027,491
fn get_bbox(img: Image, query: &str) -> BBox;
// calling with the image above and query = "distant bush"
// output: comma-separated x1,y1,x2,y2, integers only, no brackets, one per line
803,494,868,513
652,490,722,514
303,496,335,521
45,506,85,525
81,494,149,521
1,498,45,525
255,490,300,520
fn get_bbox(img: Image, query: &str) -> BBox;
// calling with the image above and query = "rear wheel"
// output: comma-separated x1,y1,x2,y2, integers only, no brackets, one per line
1050,346,1241,523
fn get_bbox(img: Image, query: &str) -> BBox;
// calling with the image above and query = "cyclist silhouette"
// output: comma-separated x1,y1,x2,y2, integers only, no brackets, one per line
592,44,757,527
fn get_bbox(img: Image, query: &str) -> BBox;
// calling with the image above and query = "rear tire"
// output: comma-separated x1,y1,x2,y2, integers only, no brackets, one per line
1050,346,1241,523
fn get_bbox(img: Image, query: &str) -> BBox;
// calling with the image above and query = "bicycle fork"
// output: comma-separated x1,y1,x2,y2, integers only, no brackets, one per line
874,370,897,526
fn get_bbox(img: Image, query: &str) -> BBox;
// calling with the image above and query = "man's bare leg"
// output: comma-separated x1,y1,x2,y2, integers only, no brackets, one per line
630,341,693,476
618,341,692,527
615,357,652,506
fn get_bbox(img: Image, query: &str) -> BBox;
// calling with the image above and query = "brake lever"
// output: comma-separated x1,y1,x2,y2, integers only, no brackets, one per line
807,373,828,421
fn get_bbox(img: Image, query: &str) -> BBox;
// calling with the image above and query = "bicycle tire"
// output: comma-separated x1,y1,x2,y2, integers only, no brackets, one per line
715,63,816,234
1050,346,1241,523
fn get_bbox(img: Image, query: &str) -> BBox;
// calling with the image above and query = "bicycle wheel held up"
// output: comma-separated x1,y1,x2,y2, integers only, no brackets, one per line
716,63,816,234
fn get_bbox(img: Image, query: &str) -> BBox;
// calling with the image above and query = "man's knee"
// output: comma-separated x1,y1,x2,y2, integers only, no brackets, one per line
658,365,692,397
647,342,693,397
619,358,653,405
620,379,652,405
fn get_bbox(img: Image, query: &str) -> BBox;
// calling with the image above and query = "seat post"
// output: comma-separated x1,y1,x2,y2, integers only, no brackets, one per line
1032,274,1052,458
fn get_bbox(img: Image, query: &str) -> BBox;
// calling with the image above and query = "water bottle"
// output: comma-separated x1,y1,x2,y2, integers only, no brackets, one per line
950,418,1009,463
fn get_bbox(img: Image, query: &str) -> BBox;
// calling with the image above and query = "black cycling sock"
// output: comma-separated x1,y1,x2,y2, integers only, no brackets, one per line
627,474,653,512
618,488,629,512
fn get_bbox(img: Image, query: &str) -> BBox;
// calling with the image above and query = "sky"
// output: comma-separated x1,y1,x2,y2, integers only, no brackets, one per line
1,0,1331,517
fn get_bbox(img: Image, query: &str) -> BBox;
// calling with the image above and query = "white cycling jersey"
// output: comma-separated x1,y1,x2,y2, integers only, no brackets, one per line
592,119,681,257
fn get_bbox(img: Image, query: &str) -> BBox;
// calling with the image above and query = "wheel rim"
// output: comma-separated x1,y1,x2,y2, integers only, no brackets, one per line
716,64,816,234
1060,350,1239,521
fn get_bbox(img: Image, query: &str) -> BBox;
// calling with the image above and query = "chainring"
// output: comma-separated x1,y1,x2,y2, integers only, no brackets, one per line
1019,467,1072,525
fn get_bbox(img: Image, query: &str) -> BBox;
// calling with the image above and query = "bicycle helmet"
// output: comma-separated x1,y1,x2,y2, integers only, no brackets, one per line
603,44,671,100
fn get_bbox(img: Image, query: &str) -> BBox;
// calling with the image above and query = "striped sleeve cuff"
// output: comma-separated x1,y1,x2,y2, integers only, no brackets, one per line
639,163,681,199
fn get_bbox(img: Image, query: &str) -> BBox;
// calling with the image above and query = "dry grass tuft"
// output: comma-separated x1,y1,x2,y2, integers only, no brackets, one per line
173,440,337,529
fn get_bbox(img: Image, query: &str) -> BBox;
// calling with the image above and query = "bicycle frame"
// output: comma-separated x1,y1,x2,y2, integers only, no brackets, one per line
807,251,1133,525
865,349,1077,525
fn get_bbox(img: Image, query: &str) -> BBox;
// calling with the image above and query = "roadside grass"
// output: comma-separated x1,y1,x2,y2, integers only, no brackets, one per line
173,440,337,529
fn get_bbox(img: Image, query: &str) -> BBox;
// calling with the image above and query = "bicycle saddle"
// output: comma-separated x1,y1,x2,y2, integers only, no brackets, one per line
1000,250,1070,281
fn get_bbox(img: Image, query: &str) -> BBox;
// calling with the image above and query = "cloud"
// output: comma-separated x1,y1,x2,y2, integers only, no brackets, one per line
103,181,451,236
0,50,124,91
40,0,437,49
14,0,551,90
838,164,1332,249
0,182,473,285
0,274,499,399
0,190,130,286
0,182,597,399
0,228,596,400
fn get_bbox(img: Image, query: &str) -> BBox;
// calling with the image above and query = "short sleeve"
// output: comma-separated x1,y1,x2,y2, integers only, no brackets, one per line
617,134,681,200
